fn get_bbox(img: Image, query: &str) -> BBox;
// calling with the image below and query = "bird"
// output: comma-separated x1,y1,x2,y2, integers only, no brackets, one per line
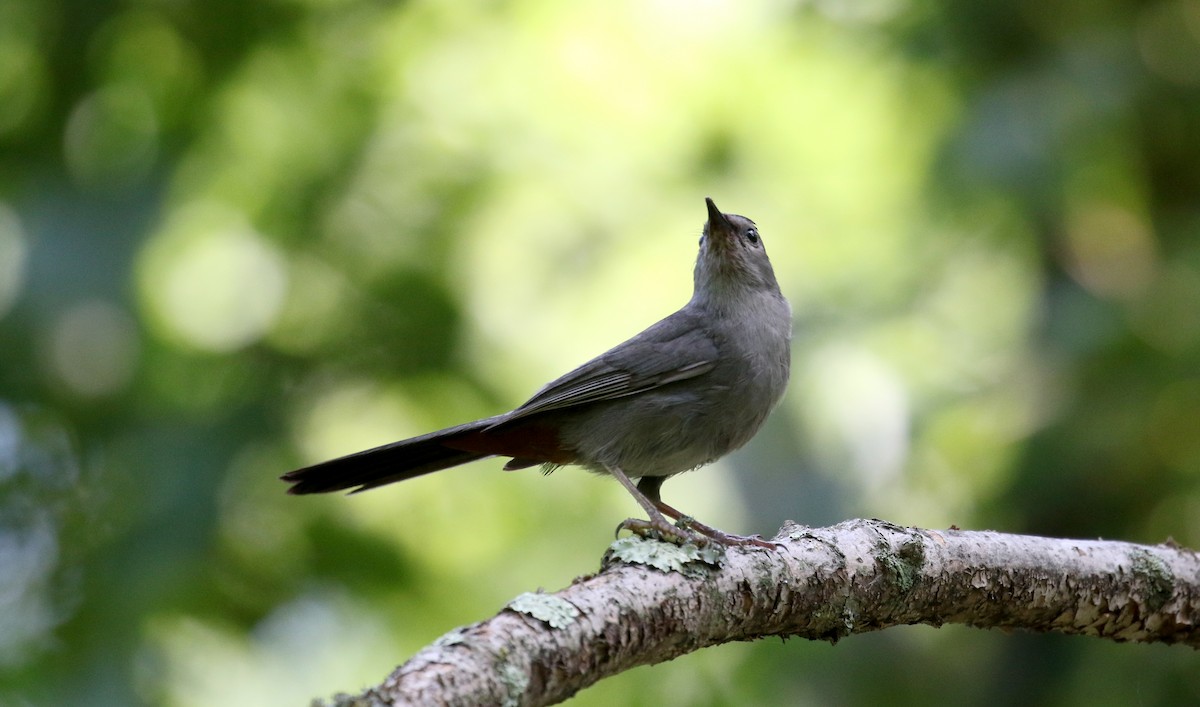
282,198,792,547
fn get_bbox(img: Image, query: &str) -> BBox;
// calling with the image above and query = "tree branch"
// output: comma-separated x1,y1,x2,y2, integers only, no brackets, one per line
330,519,1200,707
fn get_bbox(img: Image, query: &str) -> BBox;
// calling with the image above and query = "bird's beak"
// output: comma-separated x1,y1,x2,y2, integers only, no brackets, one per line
704,197,735,252
705,197,726,228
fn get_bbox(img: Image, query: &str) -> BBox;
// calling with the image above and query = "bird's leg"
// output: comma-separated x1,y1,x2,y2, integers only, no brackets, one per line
605,465,703,546
636,475,782,550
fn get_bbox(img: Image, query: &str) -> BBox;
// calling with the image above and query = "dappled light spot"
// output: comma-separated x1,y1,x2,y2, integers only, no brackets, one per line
268,255,353,354
143,596,396,706
291,379,422,465
802,344,911,493
0,511,60,669
1136,1,1200,87
1128,263,1200,355
90,9,202,131
0,204,27,321
1063,202,1158,300
63,84,158,188
46,300,139,398
0,403,81,671
138,202,288,353
0,18,46,138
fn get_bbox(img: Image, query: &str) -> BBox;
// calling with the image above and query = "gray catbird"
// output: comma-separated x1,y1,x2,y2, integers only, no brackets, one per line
282,198,792,547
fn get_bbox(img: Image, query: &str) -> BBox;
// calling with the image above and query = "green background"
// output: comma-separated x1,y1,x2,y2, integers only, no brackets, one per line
2,0,1198,704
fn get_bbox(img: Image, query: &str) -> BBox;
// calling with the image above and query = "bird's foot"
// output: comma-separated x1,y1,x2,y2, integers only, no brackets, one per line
673,515,784,550
616,516,710,548
616,515,783,550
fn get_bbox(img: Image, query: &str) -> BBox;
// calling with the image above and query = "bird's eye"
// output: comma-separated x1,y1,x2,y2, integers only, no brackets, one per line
745,228,760,244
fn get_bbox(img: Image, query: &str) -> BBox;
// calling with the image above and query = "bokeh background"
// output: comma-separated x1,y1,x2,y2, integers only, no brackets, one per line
2,0,1199,704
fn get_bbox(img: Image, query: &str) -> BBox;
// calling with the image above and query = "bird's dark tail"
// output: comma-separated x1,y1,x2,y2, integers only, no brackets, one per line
281,417,503,495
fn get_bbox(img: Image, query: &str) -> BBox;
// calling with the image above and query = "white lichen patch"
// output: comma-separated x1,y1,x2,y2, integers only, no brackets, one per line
507,592,580,629
607,534,725,573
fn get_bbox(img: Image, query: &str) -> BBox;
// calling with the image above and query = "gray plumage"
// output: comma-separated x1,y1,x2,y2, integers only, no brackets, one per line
283,198,790,546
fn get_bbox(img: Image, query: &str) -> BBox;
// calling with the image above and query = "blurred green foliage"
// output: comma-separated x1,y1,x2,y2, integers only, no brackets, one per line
1,0,1199,704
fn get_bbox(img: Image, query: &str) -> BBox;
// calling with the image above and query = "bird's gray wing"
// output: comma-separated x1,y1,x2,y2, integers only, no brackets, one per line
498,311,717,423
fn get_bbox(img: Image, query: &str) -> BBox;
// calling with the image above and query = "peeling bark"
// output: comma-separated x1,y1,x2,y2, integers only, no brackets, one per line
323,519,1200,707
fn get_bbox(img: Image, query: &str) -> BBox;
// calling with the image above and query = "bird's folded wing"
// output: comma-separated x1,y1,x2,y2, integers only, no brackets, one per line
497,314,718,422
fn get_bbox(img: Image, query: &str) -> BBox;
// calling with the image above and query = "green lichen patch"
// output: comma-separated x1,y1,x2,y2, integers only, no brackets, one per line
1130,548,1175,612
877,536,925,593
497,659,529,707
607,534,725,574
507,592,580,629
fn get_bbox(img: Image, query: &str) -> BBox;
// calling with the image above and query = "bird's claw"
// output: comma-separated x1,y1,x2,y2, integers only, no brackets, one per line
616,516,706,547
705,531,785,550
616,516,783,550
673,515,783,550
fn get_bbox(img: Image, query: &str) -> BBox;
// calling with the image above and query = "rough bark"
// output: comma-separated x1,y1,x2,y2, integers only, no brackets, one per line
324,519,1200,707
